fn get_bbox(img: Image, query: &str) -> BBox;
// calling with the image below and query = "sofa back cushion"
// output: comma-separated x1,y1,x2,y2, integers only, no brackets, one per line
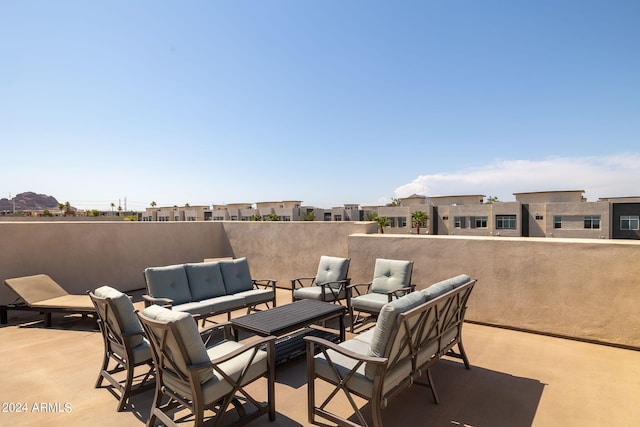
369,291,426,358
370,259,413,294
139,304,214,385
219,257,254,294
421,274,471,301
185,262,227,301
315,256,350,289
93,285,144,348
144,264,192,305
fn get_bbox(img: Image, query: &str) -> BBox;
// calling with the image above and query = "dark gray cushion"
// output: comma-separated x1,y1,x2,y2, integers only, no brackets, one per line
185,262,227,301
144,264,192,305
219,257,254,294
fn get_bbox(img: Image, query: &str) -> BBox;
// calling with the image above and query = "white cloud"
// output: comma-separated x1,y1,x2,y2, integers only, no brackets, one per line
394,153,640,202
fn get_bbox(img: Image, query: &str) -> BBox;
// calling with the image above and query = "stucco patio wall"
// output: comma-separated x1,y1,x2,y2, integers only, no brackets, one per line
347,233,640,349
1,221,638,348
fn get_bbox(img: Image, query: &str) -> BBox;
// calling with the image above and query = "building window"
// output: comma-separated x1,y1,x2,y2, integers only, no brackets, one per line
442,216,449,221
454,216,464,228
620,215,640,230
334,215,342,221
584,216,600,229
535,215,544,220
496,215,516,229
554,216,562,229
474,216,488,228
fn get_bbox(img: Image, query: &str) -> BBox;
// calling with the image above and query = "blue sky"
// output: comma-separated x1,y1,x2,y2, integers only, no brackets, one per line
1,1,639,211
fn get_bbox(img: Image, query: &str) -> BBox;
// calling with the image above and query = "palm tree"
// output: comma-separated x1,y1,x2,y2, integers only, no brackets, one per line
386,198,401,207
411,210,429,234
110,202,115,215
250,214,263,221
485,196,500,204
264,213,279,221
376,216,391,234
303,211,316,221
150,201,157,208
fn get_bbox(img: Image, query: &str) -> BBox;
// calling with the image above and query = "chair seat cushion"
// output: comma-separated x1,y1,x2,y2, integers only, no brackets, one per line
314,338,412,395
173,295,246,317
233,289,274,306
293,286,347,302
351,293,389,313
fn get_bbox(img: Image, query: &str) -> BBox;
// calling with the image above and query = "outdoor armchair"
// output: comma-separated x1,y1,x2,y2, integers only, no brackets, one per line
137,304,276,427
349,259,414,332
89,286,155,411
291,256,351,310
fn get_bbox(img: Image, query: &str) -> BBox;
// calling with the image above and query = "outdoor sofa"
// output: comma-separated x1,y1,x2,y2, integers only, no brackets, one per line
143,257,276,324
305,274,477,427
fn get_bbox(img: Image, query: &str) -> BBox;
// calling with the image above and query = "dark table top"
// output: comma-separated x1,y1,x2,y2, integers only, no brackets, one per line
230,299,346,337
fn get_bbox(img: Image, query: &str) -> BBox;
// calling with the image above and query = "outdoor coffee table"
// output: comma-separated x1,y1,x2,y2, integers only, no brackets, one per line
230,299,346,364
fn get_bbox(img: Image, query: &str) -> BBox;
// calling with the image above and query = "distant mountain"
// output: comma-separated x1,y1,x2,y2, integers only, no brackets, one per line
0,192,60,211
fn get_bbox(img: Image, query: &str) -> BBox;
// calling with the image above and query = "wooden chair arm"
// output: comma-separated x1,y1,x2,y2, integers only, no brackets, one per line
304,336,387,365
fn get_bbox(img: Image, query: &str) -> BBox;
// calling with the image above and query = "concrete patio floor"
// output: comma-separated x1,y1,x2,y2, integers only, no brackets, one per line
1,288,639,427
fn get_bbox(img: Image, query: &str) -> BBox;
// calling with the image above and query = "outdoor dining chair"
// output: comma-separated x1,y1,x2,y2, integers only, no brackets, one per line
88,286,155,411
137,304,276,426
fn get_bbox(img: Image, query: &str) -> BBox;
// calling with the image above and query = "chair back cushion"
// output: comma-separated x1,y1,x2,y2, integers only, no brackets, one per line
93,285,144,348
421,274,471,301
369,291,426,358
219,257,254,294
370,259,413,294
139,304,214,385
144,264,192,305
315,256,350,289
185,262,227,301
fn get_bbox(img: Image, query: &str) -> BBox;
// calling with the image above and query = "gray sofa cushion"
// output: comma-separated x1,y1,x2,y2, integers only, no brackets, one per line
219,258,254,294
185,262,227,301
172,295,245,317
139,305,214,385
93,285,144,348
370,259,413,294
421,274,471,301
144,264,192,305
369,291,426,358
315,256,350,289
350,292,390,313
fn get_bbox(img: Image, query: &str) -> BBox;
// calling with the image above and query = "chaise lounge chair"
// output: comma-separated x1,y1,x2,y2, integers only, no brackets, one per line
1,274,95,327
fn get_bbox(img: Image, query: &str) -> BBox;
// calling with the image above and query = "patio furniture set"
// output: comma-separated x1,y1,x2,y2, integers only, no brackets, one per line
2,255,477,427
